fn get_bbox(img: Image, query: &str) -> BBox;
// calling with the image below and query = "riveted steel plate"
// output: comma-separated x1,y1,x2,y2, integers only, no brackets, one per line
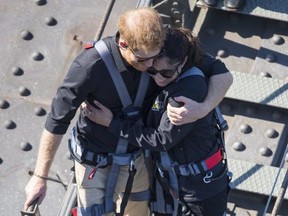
196,0,288,22
226,71,288,109
228,158,288,199
0,97,74,215
250,21,288,80
183,6,277,77
220,98,288,166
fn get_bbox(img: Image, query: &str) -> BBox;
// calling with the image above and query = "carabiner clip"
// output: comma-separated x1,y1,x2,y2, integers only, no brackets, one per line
203,171,213,184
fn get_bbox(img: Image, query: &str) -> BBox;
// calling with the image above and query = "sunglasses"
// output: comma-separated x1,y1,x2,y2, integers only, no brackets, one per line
119,42,164,63
129,48,164,62
147,67,179,79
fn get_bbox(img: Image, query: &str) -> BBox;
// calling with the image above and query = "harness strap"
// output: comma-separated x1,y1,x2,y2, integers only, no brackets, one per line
174,147,223,176
134,70,150,107
150,179,173,214
94,40,150,215
94,40,132,107
117,162,137,216
128,190,151,201
160,152,179,216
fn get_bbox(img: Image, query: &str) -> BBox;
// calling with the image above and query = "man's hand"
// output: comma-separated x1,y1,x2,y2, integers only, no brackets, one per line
167,96,209,125
24,175,47,210
81,100,113,127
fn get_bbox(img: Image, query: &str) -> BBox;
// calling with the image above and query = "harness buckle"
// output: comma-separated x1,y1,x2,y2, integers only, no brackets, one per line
203,171,213,184
129,158,135,172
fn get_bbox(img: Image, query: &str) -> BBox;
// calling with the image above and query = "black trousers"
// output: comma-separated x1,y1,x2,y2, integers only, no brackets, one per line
154,188,229,216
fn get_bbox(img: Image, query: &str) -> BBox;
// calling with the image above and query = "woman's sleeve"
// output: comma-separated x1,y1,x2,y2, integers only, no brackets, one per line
200,53,229,78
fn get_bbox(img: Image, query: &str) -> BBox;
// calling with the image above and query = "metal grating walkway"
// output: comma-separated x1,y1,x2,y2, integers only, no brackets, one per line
226,71,288,109
229,158,288,199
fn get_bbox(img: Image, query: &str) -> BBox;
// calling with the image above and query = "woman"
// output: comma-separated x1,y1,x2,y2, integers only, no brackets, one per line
83,27,230,216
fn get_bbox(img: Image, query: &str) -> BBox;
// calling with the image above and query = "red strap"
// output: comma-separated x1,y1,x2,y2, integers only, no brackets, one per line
88,167,97,180
204,148,223,170
71,207,77,216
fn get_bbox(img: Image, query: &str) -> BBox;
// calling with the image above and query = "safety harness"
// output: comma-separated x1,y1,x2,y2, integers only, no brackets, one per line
69,40,151,216
150,67,230,216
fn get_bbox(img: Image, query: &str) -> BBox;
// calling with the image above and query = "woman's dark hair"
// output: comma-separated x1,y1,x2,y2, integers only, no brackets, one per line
160,27,202,73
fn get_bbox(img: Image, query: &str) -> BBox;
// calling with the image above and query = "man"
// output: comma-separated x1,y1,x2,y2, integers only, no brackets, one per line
24,7,232,216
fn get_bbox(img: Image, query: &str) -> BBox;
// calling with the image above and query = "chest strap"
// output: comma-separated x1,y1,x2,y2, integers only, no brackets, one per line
94,40,150,215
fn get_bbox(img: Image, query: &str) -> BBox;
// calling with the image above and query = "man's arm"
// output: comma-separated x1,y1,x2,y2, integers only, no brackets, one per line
24,129,63,210
167,72,233,125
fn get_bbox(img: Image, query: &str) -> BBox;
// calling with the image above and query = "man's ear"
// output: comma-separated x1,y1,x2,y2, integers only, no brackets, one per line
119,41,128,48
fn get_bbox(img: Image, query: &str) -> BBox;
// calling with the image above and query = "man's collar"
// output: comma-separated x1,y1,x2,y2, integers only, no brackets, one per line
110,32,127,73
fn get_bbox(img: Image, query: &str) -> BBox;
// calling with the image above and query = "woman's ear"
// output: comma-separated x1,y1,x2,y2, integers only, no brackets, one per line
120,41,128,48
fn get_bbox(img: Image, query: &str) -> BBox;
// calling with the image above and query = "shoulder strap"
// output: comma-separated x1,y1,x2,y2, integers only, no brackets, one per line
134,72,150,107
94,40,150,109
176,66,204,82
94,40,132,107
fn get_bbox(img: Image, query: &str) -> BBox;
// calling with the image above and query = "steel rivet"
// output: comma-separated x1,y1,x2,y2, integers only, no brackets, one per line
265,128,279,138
34,107,46,116
232,141,246,151
11,66,24,76
260,71,272,78
217,49,227,58
0,99,9,109
21,30,33,40
45,16,57,26
19,86,31,96
258,147,273,157
240,124,252,134
265,54,276,62
4,120,16,129
34,0,47,6
20,142,32,151
32,52,44,61
172,2,179,6
271,35,284,45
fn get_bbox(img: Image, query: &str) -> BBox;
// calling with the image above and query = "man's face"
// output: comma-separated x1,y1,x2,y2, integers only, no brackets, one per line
124,47,162,72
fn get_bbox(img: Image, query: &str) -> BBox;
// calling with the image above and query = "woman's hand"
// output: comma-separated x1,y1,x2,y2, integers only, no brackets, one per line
81,100,113,127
